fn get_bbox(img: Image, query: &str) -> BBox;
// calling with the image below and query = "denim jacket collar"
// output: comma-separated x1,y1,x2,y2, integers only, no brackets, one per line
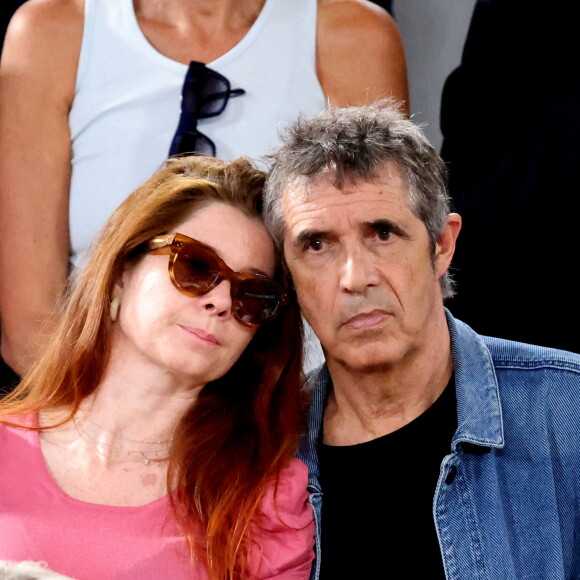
299,364,329,491
299,309,505,491
446,309,504,451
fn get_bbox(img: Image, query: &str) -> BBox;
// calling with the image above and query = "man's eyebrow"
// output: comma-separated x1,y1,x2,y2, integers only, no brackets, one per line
294,229,331,247
363,219,410,239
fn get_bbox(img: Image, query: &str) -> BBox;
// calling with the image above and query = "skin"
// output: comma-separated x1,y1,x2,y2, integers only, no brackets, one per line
317,0,409,108
0,0,80,375
0,0,408,375
114,204,274,390
39,203,275,506
282,164,461,446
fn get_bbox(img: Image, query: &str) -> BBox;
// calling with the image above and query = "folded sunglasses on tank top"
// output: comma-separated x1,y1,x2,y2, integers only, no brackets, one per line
168,61,245,157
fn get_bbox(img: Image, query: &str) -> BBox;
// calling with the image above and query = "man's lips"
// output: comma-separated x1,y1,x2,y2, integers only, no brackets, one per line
342,309,390,330
179,325,221,345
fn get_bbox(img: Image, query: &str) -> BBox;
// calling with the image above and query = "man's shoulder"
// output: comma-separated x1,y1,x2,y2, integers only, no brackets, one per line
480,336,580,431
482,334,580,375
451,314,580,421
451,313,580,379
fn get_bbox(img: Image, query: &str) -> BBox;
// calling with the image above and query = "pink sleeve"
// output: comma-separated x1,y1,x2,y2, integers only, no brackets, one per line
249,459,315,579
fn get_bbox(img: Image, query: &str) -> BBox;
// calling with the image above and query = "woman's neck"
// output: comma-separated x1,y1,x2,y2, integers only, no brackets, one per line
82,371,199,446
134,0,267,64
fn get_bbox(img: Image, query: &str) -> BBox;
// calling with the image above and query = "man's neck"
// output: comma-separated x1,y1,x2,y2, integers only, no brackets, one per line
323,333,454,446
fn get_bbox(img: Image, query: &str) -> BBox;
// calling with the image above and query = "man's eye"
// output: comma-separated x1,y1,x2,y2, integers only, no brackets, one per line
376,228,391,241
306,239,325,252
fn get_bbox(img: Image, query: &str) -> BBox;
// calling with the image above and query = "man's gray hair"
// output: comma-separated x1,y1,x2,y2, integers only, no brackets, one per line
263,99,456,298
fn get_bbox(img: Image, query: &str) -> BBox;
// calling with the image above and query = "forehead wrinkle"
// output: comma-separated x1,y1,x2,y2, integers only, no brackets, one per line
283,170,414,246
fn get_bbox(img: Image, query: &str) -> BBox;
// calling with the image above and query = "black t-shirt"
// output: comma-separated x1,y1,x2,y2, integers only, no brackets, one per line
318,378,457,579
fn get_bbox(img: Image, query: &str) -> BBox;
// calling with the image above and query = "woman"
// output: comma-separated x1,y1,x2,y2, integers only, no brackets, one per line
0,0,409,379
0,156,314,580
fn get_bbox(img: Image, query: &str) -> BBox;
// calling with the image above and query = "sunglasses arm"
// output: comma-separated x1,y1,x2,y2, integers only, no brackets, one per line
146,235,175,255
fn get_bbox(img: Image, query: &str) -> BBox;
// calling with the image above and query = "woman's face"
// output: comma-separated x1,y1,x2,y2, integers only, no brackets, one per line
113,202,276,387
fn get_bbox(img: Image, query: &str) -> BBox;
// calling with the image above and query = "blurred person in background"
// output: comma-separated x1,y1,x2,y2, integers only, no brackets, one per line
440,0,580,353
0,0,408,385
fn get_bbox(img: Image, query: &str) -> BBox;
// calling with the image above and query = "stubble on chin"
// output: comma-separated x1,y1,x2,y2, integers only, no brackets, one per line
324,328,400,375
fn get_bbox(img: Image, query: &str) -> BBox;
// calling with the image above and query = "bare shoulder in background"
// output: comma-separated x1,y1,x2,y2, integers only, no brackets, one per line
317,0,409,110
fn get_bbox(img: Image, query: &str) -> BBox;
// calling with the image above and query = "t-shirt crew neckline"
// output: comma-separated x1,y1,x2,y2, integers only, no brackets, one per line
321,374,457,450
27,414,169,512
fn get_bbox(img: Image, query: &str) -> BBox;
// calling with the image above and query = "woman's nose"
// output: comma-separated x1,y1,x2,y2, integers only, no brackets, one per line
198,280,233,319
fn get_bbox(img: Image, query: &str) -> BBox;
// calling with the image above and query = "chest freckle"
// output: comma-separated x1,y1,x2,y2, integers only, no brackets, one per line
140,472,158,487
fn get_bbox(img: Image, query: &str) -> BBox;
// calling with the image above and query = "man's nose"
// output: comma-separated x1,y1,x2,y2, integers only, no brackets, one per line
339,247,379,294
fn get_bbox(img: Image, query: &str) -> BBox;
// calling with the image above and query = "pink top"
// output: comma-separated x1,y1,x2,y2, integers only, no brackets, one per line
0,419,314,579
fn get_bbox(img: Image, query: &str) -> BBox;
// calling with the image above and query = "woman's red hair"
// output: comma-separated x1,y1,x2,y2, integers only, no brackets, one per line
0,156,307,579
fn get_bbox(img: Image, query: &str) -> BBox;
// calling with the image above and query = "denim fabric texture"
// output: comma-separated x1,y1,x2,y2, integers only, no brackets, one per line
298,309,580,580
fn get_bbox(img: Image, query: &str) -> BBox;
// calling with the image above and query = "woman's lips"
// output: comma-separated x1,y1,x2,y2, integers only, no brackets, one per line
179,325,221,345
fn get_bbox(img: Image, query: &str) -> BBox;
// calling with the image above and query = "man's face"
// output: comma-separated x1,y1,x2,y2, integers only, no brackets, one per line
282,164,458,372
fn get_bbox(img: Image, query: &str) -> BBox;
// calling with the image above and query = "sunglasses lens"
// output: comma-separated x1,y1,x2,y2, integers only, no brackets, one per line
198,75,230,116
233,278,282,326
183,69,229,117
165,236,284,326
172,244,219,295
170,62,244,158
170,129,216,157
193,132,216,156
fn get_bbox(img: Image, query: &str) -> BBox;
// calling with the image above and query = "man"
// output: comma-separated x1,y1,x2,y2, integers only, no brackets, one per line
263,101,580,579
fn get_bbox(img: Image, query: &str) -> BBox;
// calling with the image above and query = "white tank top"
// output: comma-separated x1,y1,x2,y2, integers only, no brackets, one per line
68,0,326,268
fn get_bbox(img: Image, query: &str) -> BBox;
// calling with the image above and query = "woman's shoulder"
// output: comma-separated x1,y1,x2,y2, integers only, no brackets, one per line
7,0,83,31
0,413,38,441
0,413,40,478
316,0,409,108
260,459,310,522
317,0,403,52
2,0,83,104
4,0,84,53
0,412,37,428
250,459,314,578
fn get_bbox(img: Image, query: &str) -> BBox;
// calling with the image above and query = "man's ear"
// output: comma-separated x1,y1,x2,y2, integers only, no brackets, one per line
434,213,462,278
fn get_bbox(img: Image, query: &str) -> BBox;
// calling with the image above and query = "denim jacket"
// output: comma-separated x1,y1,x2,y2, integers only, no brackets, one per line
298,311,580,580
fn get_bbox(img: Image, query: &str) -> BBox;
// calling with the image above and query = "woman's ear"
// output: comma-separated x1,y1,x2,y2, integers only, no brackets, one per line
109,283,124,322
